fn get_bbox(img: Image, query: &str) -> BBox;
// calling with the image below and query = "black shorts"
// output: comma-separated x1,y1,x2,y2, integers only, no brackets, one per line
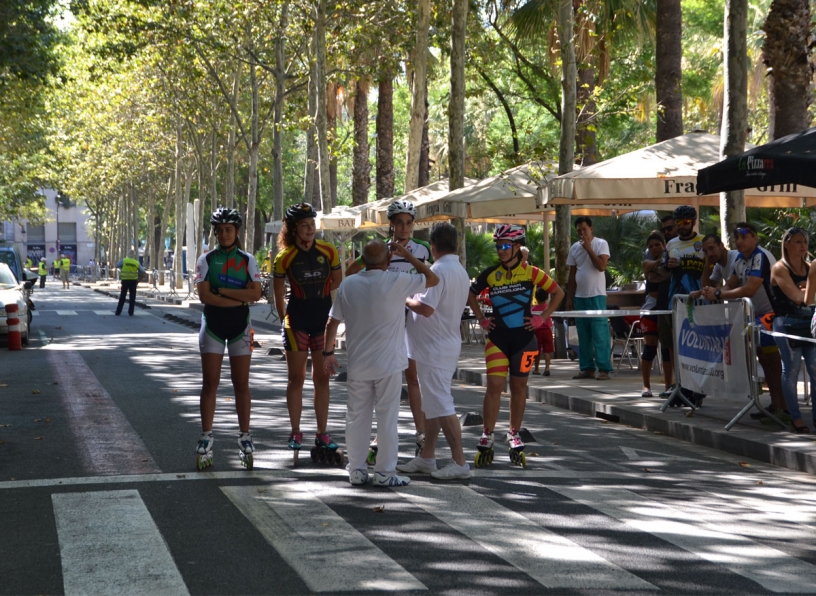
485,327,539,378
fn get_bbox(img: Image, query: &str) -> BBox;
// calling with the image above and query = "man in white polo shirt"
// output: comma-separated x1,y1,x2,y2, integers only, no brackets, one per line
398,223,472,480
323,240,438,487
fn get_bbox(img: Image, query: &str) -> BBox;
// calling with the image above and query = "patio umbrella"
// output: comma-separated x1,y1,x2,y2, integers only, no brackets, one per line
697,127,816,202
370,179,477,225
543,131,816,209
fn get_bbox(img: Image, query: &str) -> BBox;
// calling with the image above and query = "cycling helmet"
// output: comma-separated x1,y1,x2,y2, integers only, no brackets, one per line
386,199,417,221
493,224,526,244
210,207,242,228
285,202,318,224
40,257,46,262
672,205,697,221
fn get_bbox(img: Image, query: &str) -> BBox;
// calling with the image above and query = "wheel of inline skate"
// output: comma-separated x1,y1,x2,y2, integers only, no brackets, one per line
310,446,318,462
487,450,494,465
519,451,526,469
333,450,344,466
196,452,213,471
474,452,485,468
240,451,254,471
366,449,377,466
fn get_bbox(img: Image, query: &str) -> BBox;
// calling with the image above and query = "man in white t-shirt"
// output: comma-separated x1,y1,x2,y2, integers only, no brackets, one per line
566,216,612,379
324,240,438,487
398,223,472,480
700,234,739,288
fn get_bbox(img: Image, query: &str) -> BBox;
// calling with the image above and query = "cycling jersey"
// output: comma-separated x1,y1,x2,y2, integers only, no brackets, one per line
664,233,705,300
195,246,261,348
274,240,341,332
355,238,433,274
470,261,556,330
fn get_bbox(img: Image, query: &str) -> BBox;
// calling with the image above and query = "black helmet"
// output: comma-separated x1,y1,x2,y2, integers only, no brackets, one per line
210,207,242,228
285,202,318,224
673,205,697,221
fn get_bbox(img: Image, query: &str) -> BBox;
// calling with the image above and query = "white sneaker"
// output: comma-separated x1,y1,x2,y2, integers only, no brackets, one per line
349,469,369,485
372,472,411,487
396,457,437,474
431,462,473,480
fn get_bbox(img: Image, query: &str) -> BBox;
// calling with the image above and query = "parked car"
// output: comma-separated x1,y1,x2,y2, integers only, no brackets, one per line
0,242,32,284
0,262,31,346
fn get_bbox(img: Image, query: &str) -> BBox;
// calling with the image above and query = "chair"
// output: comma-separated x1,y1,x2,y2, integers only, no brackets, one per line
615,320,645,373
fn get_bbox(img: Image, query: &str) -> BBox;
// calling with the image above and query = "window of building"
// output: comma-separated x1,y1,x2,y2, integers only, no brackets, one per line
58,222,77,242
26,224,45,242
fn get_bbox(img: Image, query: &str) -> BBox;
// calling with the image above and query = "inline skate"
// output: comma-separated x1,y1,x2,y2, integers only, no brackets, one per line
473,429,494,467
507,428,526,468
238,432,255,470
289,431,303,466
366,437,378,466
415,431,426,456
196,432,214,471
311,433,344,466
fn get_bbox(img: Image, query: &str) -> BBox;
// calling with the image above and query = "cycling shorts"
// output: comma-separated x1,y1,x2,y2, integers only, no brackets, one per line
282,324,325,353
199,314,253,357
485,328,539,378
640,315,658,335
755,315,779,353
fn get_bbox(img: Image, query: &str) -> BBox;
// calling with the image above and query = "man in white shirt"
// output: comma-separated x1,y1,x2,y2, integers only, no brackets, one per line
566,217,612,380
398,223,472,480
700,234,739,288
323,240,438,487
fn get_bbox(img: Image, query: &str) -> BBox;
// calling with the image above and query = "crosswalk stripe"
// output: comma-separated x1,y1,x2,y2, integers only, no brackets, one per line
52,490,189,595
552,486,816,594
398,483,656,590
222,484,427,592
55,310,77,315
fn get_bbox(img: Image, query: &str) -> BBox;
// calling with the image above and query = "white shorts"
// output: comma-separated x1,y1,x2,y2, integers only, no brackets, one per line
417,364,457,419
199,317,253,357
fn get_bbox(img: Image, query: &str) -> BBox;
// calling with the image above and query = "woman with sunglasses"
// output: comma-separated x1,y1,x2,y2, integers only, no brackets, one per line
274,202,343,463
466,224,564,467
773,228,816,433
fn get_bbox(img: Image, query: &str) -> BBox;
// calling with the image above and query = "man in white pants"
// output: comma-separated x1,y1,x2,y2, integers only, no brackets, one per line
324,240,438,487
398,223,473,479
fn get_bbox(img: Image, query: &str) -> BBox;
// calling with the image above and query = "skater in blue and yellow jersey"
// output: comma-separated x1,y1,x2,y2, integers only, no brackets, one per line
273,202,343,464
194,207,262,471
466,224,564,468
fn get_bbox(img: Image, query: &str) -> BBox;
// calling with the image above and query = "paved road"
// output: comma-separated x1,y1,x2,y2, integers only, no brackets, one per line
2,284,816,595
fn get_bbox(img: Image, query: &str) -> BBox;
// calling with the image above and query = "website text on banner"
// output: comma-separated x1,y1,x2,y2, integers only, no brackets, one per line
672,301,751,399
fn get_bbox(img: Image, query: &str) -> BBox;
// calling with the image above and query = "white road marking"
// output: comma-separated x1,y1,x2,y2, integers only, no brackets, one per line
222,484,427,592
55,310,77,315
52,490,189,595
93,310,116,315
552,486,816,594
620,446,704,463
398,483,655,590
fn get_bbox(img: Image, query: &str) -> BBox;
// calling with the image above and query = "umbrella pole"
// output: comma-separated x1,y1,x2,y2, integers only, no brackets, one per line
543,212,551,272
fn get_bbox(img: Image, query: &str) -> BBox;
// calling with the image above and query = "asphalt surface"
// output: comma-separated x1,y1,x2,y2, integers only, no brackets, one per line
2,280,816,595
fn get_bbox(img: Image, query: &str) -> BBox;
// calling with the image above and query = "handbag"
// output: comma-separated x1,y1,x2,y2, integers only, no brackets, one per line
782,304,815,347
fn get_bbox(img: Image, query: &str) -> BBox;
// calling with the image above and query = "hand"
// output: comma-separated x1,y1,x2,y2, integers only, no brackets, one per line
323,354,340,375
580,238,594,254
479,316,494,332
701,286,716,301
688,290,703,300
524,315,544,331
667,257,679,269
389,241,410,259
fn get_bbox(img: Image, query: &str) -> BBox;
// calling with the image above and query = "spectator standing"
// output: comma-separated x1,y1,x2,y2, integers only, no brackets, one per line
397,223,472,479
652,215,679,389
323,240,438,487
37,258,47,288
114,250,145,316
566,216,612,380
640,231,670,396
60,254,71,288
700,234,739,288
771,227,816,434
531,288,554,376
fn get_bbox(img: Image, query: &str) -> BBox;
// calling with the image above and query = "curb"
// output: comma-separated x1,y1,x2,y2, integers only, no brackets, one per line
453,367,816,475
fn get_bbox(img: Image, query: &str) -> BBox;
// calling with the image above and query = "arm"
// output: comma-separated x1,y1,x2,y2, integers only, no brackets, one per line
806,261,816,305
406,297,434,318
197,280,249,307
219,281,262,303
581,240,608,272
566,265,577,310
525,282,565,330
703,274,763,301
345,258,364,276
467,290,494,332
322,317,342,375
391,243,439,288
772,261,805,306
329,267,342,291
272,276,287,321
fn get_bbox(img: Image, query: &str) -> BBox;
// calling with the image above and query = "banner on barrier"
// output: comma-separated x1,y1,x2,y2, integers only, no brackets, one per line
673,301,752,399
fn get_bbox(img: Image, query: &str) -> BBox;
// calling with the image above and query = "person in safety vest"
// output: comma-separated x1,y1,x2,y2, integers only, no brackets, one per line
60,254,71,288
38,258,47,288
114,250,145,316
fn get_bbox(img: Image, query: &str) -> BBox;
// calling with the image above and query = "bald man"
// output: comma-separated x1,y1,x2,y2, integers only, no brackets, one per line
324,240,438,488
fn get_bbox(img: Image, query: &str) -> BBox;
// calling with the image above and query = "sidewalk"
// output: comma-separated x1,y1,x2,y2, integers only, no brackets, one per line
73,276,816,475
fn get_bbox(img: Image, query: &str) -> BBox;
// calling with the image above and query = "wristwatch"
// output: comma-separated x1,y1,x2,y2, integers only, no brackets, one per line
321,350,334,357
714,289,722,299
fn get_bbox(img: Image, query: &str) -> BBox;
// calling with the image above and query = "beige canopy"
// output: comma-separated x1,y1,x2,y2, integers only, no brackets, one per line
543,131,816,209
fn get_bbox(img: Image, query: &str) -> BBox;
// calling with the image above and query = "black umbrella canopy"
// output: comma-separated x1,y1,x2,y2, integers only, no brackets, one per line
697,127,816,195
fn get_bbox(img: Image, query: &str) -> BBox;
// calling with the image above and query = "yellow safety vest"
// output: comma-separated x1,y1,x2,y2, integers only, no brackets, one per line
120,257,140,281
61,258,71,270
38,262,47,276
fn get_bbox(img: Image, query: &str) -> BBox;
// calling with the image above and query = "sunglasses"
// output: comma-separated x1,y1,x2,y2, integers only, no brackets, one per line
734,227,755,237
675,219,694,226
495,243,513,251
661,225,675,233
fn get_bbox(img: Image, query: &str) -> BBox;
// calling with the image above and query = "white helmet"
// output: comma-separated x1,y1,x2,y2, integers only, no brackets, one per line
386,199,417,221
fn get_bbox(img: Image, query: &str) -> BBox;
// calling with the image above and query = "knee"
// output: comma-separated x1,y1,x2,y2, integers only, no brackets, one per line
641,344,657,362
288,371,307,388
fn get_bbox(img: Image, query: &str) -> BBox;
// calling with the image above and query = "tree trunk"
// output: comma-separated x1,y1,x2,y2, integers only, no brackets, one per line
762,0,813,140
576,64,598,166
655,0,684,141
209,127,218,250
159,174,173,284
244,26,260,251
376,72,395,200
303,48,318,206
328,82,338,207
352,77,371,206
174,121,185,289
314,0,331,213
419,80,430,187
272,1,289,243
720,0,748,247
556,0,577,289
449,0,468,265
225,65,240,208
406,0,431,193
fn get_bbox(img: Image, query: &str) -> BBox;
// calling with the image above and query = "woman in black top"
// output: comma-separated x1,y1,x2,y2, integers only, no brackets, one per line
770,227,816,434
